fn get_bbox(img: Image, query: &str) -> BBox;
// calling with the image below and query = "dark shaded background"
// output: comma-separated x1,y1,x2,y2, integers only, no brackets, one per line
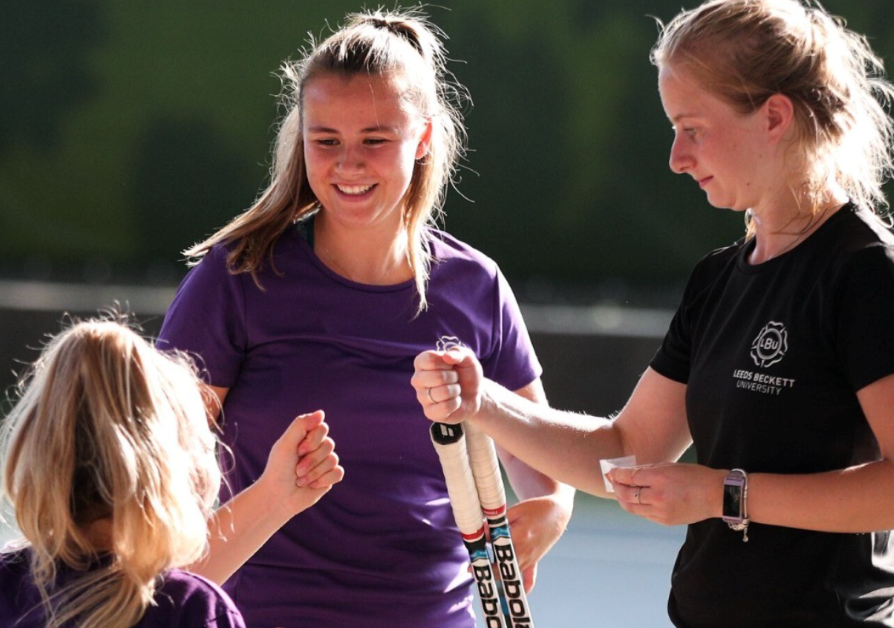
4,0,891,303
1,0,893,411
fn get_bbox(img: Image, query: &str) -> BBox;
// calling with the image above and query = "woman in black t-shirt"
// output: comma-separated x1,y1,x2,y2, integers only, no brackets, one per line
412,1,894,626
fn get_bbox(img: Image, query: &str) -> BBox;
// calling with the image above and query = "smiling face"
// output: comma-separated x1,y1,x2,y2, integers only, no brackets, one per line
302,73,431,235
658,64,784,213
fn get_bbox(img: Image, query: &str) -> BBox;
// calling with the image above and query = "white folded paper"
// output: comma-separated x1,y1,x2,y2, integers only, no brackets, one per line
599,455,637,493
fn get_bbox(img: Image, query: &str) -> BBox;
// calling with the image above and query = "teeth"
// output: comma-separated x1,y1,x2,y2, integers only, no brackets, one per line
337,184,373,195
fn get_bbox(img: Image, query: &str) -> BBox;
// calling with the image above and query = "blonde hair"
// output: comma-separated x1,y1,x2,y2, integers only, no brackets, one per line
0,319,221,628
186,7,468,312
651,0,894,231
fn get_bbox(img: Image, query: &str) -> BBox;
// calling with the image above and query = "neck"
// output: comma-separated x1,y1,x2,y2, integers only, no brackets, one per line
747,191,848,264
81,517,114,552
313,214,412,285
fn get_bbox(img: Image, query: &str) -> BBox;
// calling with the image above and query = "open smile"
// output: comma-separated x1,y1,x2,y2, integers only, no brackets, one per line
335,183,376,195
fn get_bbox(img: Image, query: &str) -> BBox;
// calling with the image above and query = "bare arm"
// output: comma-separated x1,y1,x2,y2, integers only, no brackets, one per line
484,368,691,497
414,349,691,498
191,387,344,584
745,372,894,532
497,378,575,504
490,379,575,591
607,374,894,532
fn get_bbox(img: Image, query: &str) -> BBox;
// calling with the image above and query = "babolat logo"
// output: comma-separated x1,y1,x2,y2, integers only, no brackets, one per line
471,562,503,626
466,535,503,627
493,536,532,627
750,321,788,368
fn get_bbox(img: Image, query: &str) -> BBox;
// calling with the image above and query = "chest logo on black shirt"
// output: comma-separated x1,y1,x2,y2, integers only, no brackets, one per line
750,321,788,368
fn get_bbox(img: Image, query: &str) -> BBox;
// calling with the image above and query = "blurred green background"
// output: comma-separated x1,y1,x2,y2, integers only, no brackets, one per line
5,0,892,306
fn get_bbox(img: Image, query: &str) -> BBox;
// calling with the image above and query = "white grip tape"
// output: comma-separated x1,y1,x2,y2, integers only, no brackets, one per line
431,431,485,536
464,422,506,512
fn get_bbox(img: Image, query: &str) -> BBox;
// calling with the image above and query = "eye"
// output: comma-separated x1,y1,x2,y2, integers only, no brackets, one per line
671,125,699,140
364,137,388,146
313,138,338,147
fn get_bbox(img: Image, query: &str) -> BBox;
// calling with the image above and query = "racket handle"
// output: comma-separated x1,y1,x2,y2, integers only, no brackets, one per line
430,422,485,535
465,422,536,628
464,422,506,514
430,423,509,628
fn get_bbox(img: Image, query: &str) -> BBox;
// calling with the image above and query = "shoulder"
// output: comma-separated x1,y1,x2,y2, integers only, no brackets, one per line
429,229,498,268
148,569,245,628
683,241,742,293
816,206,894,283
0,548,41,625
191,229,305,277
0,546,30,577
428,228,500,278
694,241,741,271
831,205,894,257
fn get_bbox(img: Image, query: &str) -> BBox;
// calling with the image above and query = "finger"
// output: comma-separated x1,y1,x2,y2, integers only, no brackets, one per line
620,484,649,507
419,383,462,406
296,438,336,480
297,422,329,456
411,369,460,391
522,564,537,594
299,450,341,487
440,346,477,367
413,350,456,371
278,410,325,450
308,462,345,489
423,396,462,422
609,465,648,487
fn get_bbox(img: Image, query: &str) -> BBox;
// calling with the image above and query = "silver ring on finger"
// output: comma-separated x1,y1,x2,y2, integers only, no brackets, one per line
426,387,435,404
635,487,643,505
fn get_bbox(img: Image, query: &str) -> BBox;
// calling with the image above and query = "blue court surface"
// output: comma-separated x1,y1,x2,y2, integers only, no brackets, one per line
512,493,681,627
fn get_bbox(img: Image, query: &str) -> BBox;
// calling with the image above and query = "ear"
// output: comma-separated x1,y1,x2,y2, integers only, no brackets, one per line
415,118,433,160
764,93,794,142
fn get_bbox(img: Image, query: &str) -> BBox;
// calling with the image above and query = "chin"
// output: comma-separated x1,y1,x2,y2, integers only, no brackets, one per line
706,195,747,213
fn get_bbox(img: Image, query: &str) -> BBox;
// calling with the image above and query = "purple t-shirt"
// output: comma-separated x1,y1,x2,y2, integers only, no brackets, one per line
0,548,245,627
157,226,541,627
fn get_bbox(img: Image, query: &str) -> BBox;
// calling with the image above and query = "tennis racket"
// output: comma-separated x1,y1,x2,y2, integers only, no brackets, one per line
430,421,535,628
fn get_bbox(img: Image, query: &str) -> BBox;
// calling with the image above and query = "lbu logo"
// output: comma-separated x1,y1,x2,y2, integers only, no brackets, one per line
750,321,788,368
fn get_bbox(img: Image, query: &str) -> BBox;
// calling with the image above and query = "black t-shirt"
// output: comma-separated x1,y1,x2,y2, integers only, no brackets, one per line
651,204,894,628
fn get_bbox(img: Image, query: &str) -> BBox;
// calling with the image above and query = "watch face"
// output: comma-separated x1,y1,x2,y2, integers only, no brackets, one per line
723,479,744,520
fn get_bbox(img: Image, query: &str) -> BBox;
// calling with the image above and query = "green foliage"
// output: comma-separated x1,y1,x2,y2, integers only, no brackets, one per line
2,0,893,298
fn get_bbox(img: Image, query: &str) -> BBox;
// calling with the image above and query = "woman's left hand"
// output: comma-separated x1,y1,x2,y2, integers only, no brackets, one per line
608,462,725,526
505,495,572,592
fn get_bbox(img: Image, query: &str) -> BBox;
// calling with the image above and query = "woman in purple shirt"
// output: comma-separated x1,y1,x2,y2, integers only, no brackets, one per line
158,7,573,627
0,319,342,628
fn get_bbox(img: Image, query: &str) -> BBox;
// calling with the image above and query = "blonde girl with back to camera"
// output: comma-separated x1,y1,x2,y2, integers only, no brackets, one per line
0,319,343,627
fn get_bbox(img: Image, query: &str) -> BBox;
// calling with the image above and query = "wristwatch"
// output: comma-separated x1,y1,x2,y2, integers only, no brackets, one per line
722,468,749,542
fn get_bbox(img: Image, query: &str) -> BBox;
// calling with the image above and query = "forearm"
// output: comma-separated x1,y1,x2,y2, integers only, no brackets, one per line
748,459,894,533
190,479,295,584
472,379,623,497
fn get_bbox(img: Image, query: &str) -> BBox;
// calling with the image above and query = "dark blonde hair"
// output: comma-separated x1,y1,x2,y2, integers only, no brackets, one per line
187,7,468,312
651,0,894,228
0,319,220,628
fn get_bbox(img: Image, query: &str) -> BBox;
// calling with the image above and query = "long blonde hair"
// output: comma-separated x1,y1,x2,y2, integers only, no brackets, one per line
0,319,221,628
186,7,468,312
651,0,894,232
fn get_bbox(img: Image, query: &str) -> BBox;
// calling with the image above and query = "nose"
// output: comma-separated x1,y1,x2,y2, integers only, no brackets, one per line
336,144,364,174
668,133,693,175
